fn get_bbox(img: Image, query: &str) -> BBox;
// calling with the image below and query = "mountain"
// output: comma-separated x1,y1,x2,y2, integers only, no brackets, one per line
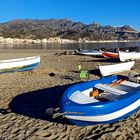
0,19,139,41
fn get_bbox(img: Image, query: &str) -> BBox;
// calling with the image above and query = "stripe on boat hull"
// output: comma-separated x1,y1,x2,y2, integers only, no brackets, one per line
0,62,40,73
65,99,140,122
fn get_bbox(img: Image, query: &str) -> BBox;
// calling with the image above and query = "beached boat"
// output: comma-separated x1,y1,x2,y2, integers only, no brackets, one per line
99,61,135,77
76,49,102,56
60,75,140,126
119,50,140,62
0,56,40,73
101,51,119,58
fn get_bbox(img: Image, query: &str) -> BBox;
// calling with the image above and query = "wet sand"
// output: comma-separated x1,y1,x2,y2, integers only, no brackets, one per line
0,49,140,140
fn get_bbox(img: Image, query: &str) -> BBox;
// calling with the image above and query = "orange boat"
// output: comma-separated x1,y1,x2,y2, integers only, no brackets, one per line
102,51,119,58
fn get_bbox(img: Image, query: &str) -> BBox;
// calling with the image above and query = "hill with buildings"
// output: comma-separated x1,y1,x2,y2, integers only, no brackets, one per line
0,19,139,41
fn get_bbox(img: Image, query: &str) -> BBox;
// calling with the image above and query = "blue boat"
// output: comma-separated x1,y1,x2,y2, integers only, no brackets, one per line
60,75,140,126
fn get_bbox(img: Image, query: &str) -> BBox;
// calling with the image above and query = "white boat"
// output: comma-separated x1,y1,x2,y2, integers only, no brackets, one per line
99,61,135,76
119,50,140,62
0,56,40,73
76,49,102,56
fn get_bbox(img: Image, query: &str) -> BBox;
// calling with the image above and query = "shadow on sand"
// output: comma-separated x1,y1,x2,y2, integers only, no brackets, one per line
9,83,80,125
89,69,102,77
79,58,120,63
71,69,102,78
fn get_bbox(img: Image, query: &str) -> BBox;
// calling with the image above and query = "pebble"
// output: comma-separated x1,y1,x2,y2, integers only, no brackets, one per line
35,130,52,137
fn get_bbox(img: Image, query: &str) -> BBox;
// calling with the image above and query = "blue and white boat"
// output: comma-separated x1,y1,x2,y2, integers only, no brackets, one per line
0,56,40,73
76,49,102,56
60,75,140,126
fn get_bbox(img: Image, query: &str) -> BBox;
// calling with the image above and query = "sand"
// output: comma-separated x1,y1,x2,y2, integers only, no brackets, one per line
0,49,140,140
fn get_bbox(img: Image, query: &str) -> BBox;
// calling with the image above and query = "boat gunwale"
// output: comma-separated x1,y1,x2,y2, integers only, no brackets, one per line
61,75,140,107
0,55,40,64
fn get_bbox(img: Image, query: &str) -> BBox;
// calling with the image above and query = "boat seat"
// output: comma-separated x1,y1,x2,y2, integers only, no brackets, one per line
69,91,99,104
99,92,121,101
95,83,127,95
121,81,140,88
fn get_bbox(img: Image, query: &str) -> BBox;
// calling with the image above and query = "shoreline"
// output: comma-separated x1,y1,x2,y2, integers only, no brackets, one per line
0,36,140,45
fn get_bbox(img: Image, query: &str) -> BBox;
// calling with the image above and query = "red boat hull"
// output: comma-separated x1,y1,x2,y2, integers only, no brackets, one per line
102,52,119,58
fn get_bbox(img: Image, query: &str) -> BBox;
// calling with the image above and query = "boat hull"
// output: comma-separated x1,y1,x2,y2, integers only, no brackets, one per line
66,105,140,126
119,51,140,62
102,52,119,58
0,56,40,73
99,61,135,76
60,75,140,126
76,50,102,56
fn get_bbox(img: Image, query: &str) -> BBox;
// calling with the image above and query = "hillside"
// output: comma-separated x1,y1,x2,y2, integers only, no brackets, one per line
0,19,139,41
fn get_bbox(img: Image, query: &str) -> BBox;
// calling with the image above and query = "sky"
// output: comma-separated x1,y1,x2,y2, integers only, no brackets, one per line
0,0,140,31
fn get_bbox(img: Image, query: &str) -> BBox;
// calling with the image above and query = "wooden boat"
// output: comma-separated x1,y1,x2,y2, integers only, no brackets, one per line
99,61,135,77
119,50,140,62
76,49,102,56
60,75,140,126
0,56,40,73
101,51,119,58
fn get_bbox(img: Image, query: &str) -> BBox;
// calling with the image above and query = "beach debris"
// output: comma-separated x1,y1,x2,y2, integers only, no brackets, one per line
79,70,90,79
128,71,140,83
28,70,40,75
78,64,90,79
64,51,76,55
45,108,62,119
0,108,11,115
49,72,56,77
78,64,82,72
61,75,76,81
54,51,76,56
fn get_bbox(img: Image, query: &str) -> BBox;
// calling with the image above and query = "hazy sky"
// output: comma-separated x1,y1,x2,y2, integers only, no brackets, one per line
0,0,140,30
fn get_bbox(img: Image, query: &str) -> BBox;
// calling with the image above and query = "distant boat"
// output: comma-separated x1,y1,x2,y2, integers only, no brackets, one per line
60,75,140,126
0,56,40,73
99,61,135,76
76,49,102,56
119,50,140,62
101,51,119,58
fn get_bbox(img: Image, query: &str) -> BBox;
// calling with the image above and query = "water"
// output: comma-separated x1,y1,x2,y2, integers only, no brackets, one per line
0,41,140,51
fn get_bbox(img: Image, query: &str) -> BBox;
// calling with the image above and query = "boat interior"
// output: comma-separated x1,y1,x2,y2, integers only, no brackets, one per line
69,79,140,104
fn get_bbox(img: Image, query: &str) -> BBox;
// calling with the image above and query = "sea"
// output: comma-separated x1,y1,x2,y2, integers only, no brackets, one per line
0,41,140,51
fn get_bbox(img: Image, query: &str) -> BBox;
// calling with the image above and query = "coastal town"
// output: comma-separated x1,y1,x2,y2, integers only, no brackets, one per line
0,36,139,44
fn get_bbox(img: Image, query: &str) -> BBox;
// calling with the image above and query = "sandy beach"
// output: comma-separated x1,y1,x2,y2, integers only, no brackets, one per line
0,49,140,140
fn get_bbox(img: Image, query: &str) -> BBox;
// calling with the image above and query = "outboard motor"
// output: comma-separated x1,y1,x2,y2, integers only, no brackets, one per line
128,71,140,83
